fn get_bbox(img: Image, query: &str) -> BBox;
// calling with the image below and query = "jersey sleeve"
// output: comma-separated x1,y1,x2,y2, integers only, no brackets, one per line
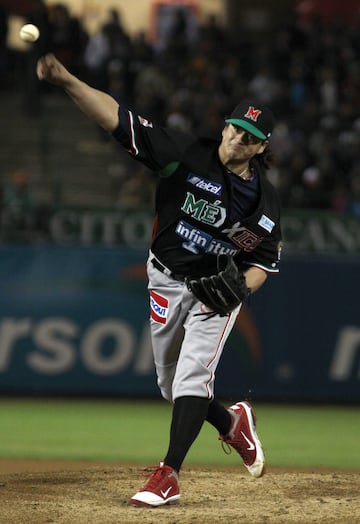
240,223,282,274
249,237,282,273
112,106,194,172
241,173,282,274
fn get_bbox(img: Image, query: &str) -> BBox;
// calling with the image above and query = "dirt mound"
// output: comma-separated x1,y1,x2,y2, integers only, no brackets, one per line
0,460,359,523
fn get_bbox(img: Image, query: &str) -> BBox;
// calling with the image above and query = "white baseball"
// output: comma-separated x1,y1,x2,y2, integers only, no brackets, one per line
19,24,40,43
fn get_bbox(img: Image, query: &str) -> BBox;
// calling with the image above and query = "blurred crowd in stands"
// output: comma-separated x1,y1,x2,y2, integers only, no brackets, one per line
1,0,360,237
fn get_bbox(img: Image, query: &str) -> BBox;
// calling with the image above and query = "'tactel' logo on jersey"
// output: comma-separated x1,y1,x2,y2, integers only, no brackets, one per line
187,174,222,196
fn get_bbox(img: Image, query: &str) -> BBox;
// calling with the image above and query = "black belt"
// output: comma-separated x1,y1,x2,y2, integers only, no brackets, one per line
151,257,185,282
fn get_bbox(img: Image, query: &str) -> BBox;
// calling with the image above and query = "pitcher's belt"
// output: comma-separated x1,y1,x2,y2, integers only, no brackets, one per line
150,257,185,282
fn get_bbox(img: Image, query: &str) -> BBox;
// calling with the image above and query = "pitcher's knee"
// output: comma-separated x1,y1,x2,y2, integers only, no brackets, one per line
172,378,213,400
157,378,173,402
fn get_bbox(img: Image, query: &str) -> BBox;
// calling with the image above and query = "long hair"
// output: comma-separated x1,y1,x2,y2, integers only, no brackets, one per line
255,145,275,170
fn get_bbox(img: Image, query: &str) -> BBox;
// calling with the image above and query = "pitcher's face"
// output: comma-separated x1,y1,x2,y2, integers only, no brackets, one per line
219,124,268,164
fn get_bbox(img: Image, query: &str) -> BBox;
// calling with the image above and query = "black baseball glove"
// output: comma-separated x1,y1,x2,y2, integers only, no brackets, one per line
186,254,249,316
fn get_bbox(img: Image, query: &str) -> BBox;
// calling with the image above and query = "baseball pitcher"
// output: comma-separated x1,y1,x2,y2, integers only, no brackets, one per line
37,53,282,507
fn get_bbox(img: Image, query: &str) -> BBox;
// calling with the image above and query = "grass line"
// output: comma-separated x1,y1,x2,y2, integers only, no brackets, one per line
0,399,359,469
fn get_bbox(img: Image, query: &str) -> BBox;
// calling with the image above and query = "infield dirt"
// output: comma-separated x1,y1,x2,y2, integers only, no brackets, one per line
0,460,359,523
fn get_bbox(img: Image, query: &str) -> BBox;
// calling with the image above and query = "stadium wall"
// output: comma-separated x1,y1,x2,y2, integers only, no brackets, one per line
0,245,359,403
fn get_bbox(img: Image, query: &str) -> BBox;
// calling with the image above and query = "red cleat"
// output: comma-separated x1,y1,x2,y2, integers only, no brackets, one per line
130,462,180,507
219,401,265,478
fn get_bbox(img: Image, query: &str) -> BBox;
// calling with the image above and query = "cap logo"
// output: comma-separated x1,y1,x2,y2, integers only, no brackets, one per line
244,106,262,122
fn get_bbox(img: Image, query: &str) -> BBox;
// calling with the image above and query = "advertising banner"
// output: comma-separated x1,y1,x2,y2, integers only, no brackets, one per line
0,245,157,396
46,209,360,255
217,255,360,403
0,245,359,402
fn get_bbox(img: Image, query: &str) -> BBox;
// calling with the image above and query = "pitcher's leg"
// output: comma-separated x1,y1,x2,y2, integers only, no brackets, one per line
147,258,193,402
172,306,240,400
206,398,232,434
163,396,210,471
159,308,239,477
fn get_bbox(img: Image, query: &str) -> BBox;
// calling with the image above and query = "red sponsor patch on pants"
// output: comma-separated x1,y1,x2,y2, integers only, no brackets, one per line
150,290,169,324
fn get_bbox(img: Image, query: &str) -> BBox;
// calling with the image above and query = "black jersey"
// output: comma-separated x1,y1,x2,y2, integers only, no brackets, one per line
113,107,282,278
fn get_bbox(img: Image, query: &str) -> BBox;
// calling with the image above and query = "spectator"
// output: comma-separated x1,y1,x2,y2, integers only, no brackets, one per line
24,0,52,116
3,3,360,213
84,24,112,91
0,6,9,89
115,165,156,210
348,165,360,216
84,8,131,94
1,169,35,239
128,31,154,99
197,13,226,58
49,3,88,74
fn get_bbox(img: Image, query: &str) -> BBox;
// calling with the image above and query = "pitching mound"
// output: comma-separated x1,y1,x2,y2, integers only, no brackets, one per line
0,460,359,523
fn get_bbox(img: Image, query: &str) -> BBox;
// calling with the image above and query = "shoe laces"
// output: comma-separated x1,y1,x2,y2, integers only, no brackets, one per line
141,465,169,490
219,431,245,455
220,434,256,464
219,406,257,462
220,438,232,455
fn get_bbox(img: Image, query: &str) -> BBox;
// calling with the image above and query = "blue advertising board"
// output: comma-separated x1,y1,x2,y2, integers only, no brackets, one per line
0,246,359,402
217,255,360,403
0,245,157,396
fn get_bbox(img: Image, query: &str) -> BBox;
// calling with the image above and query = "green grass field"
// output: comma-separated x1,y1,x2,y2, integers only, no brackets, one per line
0,398,359,470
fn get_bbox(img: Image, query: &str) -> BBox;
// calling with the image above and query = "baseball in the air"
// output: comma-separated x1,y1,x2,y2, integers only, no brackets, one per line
19,24,40,43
